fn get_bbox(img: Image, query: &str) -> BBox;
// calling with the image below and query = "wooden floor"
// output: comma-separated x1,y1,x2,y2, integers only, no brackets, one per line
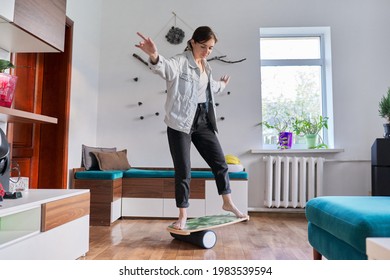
80,212,313,260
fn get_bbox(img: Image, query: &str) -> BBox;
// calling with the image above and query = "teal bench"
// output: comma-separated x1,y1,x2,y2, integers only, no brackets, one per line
73,168,248,225
74,168,248,180
306,196,390,260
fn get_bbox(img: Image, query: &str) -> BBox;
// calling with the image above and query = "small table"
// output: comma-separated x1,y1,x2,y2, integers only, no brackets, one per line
366,238,390,260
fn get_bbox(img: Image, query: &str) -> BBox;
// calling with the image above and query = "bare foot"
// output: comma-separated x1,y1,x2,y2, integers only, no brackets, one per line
172,208,187,230
172,217,187,230
222,203,248,219
222,194,248,219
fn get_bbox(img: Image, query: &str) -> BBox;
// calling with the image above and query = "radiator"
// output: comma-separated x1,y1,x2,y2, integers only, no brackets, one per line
264,156,324,208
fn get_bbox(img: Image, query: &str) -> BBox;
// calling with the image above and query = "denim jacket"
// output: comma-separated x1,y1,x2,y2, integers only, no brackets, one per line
149,50,226,134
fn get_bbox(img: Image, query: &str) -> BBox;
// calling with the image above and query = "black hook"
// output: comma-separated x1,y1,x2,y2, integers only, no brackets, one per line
138,102,143,106
220,117,225,121
133,77,139,82
140,116,144,120
155,112,160,116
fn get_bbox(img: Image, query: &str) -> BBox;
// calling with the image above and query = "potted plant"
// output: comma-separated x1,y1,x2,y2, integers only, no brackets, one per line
292,115,328,149
378,87,390,139
0,59,17,108
259,116,293,149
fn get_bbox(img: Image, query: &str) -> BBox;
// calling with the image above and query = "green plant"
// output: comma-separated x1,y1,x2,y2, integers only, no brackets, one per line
292,115,328,148
292,115,328,135
259,115,293,133
0,59,15,73
379,87,390,123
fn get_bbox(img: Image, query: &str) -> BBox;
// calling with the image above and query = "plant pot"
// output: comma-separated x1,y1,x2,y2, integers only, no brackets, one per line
305,134,317,149
278,131,293,149
384,123,390,139
0,73,17,108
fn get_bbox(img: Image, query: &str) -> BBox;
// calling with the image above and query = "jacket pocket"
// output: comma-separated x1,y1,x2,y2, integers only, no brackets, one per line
178,72,195,95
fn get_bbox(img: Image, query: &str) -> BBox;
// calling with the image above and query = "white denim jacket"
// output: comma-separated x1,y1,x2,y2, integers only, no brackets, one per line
149,50,226,134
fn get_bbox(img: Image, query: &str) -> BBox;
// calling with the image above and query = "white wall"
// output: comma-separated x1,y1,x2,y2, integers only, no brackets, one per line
66,0,103,170
67,0,390,210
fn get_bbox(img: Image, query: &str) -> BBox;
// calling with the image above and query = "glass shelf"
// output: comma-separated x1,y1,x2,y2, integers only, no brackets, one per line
0,206,41,249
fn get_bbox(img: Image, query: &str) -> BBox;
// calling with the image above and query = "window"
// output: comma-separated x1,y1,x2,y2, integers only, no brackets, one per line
260,27,334,149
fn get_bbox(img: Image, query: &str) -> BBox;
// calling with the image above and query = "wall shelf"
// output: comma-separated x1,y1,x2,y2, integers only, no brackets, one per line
0,107,57,124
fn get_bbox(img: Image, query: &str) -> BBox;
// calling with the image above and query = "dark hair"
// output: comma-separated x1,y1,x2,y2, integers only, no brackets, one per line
185,26,218,51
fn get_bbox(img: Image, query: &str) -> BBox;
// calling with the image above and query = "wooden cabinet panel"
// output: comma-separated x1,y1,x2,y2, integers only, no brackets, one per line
73,178,122,203
41,192,90,232
123,178,164,198
13,0,67,51
122,178,205,199
162,178,205,199
9,53,42,188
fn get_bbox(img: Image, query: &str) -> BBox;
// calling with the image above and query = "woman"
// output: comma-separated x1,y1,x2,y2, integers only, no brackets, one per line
135,26,247,230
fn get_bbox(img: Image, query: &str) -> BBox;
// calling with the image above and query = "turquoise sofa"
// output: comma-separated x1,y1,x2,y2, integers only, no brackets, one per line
306,196,390,260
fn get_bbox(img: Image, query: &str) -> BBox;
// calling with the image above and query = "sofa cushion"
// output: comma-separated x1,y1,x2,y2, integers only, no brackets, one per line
306,196,390,255
82,144,116,170
93,149,131,171
74,170,124,180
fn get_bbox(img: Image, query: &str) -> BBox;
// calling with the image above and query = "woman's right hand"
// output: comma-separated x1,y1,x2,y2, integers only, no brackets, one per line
135,32,159,63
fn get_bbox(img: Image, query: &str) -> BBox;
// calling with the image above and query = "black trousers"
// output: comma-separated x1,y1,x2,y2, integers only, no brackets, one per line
167,103,231,208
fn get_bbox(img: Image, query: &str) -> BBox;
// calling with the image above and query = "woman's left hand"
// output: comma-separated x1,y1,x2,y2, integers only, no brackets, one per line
220,75,231,85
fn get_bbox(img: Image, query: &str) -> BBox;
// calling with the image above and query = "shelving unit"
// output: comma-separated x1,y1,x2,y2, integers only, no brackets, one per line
0,107,57,124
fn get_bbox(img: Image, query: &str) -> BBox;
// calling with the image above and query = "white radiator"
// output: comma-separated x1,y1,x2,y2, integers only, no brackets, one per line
264,156,324,208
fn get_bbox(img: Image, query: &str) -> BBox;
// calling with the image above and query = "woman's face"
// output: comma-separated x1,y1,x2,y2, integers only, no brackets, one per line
191,38,215,60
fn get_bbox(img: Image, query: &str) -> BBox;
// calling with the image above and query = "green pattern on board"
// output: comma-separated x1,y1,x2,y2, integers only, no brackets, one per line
168,214,241,231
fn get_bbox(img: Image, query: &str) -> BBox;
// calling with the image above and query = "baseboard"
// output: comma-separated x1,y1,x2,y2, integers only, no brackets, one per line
248,207,305,213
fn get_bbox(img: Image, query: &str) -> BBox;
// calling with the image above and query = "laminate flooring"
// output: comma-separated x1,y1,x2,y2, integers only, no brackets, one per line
79,212,313,260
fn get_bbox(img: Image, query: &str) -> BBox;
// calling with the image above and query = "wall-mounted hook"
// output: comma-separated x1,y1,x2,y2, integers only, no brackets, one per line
140,116,144,120
138,102,143,106
215,103,220,106
155,112,160,116
227,91,231,95
133,77,139,82
220,117,225,121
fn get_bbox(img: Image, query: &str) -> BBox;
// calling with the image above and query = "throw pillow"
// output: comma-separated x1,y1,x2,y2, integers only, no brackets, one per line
82,144,116,170
93,149,131,171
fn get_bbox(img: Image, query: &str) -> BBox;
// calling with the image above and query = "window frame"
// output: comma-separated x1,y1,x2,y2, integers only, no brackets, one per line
259,27,334,149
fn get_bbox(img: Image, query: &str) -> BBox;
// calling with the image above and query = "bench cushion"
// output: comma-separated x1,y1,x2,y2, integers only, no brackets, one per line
306,196,390,256
123,168,248,179
74,170,124,180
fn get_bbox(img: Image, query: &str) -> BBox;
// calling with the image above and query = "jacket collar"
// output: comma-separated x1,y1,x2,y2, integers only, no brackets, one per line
184,50,212,73
185,50,198,69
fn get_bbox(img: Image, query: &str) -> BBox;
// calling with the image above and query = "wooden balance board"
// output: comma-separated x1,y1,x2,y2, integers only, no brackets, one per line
167,214,249,249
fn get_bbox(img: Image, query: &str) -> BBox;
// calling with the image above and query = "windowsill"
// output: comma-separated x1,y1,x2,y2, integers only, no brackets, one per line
250,148,344,154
